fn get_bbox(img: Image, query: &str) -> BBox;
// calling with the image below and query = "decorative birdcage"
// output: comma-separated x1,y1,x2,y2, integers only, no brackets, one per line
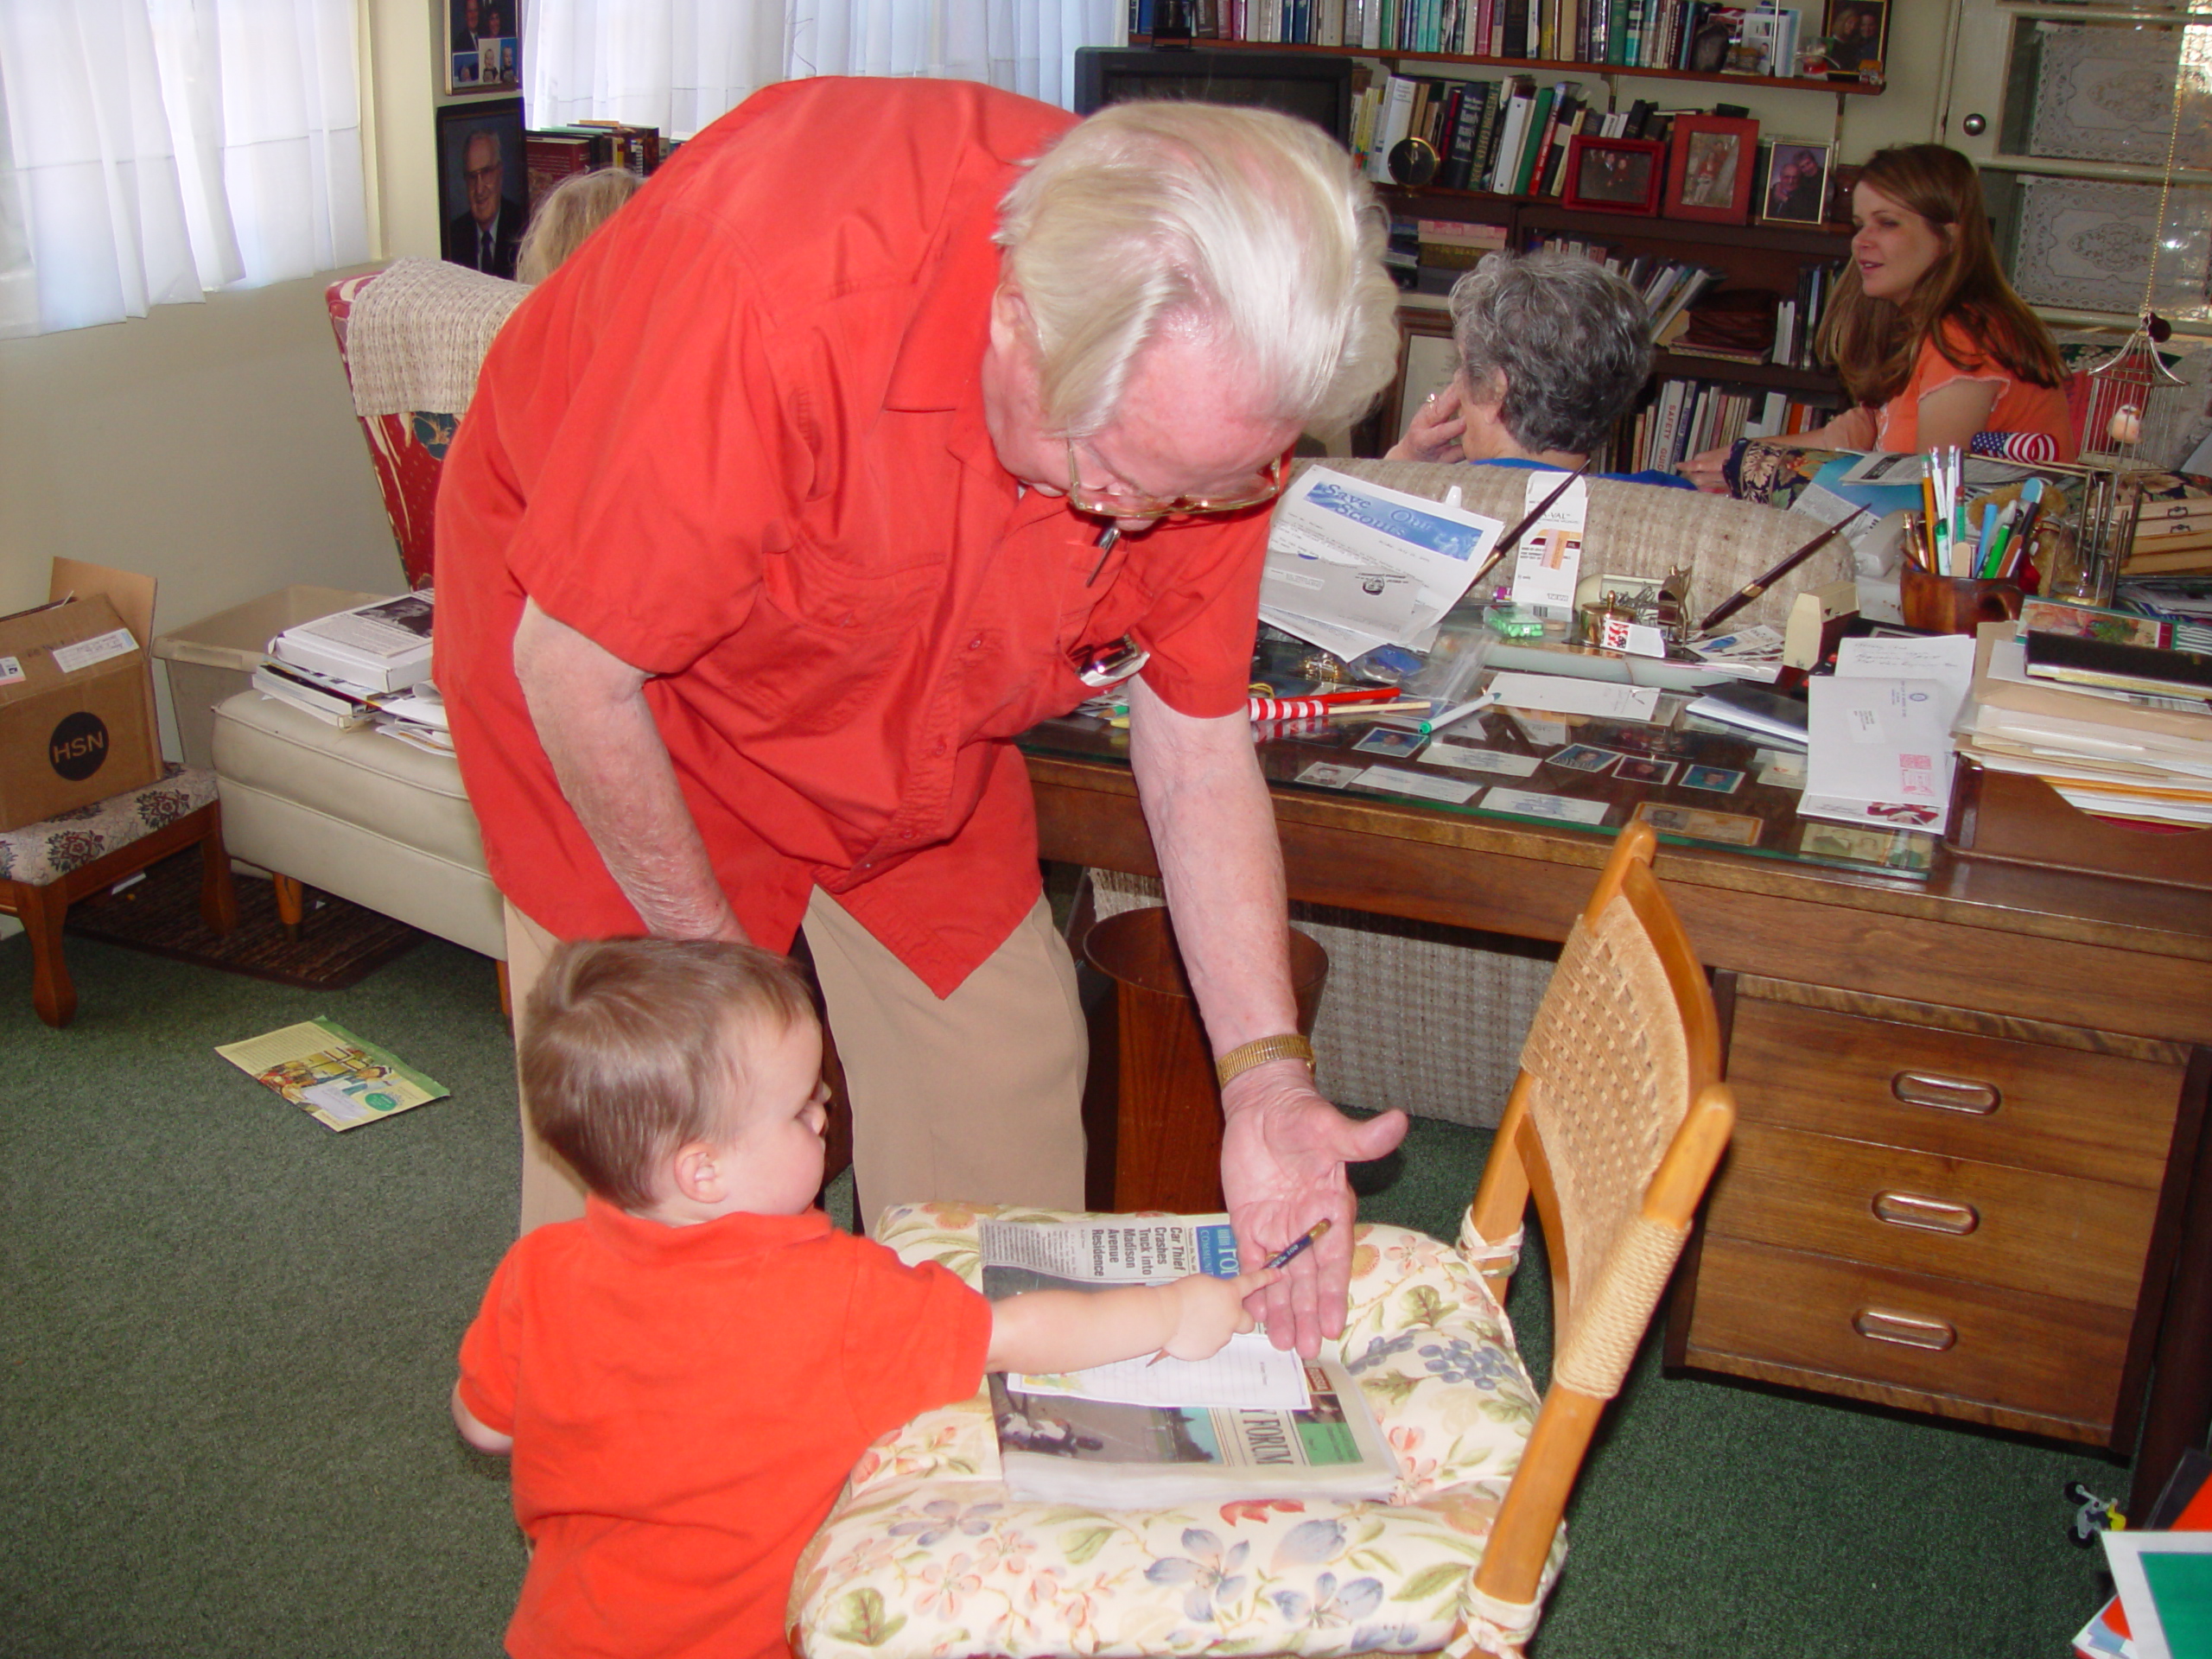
2075,313,2186,467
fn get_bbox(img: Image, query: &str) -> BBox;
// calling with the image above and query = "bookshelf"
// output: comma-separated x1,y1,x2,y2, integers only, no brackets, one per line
1126,35,1884,101
1355,190,1853,460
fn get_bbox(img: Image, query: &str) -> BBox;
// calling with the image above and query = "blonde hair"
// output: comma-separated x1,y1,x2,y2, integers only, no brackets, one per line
521,938,817,1210
995,100,1400,438
516,167,641,286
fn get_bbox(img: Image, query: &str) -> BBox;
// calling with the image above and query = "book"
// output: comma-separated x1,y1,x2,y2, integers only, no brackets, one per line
251,660,381,728
1686,678,1809,746
2024,632,2212,703
216,1016,449,1132
979,1213,1397,1506
270,591,435,694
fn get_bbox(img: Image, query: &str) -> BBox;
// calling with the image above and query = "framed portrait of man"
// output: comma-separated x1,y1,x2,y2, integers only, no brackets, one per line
1758,140,1834,226
437,99,527,282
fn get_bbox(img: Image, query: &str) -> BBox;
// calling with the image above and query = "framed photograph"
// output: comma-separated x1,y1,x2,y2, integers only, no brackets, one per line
1561,137,1667,218
445,0,523,96
1759,139,1833,226
436,99,527,282
1664,115,1758,225
1821,0,1885,82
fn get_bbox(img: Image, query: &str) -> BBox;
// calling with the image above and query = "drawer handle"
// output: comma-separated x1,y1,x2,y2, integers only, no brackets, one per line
1891,1071,2000,1116
1853,1308,1958,1351
1872,1191,1980,1236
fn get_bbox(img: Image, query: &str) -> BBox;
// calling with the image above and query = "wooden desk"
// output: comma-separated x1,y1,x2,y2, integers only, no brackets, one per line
1024,723,2212,1515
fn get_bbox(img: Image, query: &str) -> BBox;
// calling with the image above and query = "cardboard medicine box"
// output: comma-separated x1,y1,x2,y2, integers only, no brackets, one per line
0,560,163,831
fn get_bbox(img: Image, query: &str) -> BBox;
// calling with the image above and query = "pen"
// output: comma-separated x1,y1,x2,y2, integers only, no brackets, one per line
1418,690,1501,735
1694,505,1869,634
1084,524,1121,587
1248,688,1402,721
1263,1218,1332,1270
1145,1221,1333,1366
1459,461,1592,597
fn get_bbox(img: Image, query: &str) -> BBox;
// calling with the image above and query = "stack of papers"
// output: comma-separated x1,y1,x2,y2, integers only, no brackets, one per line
1260,468,1503,663
252,591,440,741
1961,623,2212,827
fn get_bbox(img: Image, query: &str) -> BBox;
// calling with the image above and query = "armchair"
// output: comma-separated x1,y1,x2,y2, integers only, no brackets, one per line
791,823,1736,1659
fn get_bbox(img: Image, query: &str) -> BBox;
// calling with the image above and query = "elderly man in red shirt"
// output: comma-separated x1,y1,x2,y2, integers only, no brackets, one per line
435,77,1407,1354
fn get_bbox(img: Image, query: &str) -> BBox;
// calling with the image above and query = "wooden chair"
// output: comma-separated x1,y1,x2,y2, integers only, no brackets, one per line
790,823,1735,1659
0,766,237,1027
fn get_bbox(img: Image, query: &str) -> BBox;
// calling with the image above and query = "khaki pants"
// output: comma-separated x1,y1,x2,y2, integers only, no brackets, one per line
504,888,1087,1235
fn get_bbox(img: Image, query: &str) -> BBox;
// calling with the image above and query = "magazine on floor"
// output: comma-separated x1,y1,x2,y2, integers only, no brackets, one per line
215,1017,448,1132
981,1214,1396,1506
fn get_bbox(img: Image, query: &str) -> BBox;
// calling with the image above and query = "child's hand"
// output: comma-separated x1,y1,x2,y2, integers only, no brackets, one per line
1161,1268,1281,1362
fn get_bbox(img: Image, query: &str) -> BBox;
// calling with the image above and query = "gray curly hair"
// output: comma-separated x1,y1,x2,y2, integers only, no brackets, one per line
1449,251,1654,455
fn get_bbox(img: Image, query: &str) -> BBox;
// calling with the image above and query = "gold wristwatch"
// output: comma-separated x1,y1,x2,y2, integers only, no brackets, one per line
1215,1033,1316,1087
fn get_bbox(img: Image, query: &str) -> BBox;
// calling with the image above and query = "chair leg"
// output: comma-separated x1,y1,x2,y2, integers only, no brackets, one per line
199,825,238,937
271,874,306,942
11,879,78,1028
496,959,512,1019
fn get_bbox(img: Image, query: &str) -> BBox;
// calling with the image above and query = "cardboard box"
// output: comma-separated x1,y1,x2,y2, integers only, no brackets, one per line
0,559,164,831
153,586,389,770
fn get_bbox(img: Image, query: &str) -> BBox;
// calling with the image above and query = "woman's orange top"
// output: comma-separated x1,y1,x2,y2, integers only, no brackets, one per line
1872,316,2076,460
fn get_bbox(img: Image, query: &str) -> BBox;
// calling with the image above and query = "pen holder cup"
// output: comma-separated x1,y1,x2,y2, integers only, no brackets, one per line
1082,906,1327,1214
1900,564,2024,635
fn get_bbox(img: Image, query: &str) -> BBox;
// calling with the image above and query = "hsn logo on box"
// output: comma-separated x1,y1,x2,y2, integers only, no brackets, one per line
48,711,110,781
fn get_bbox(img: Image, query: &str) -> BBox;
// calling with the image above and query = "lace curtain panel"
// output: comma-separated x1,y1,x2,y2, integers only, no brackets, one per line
521,0,1121,140
0,0,368,340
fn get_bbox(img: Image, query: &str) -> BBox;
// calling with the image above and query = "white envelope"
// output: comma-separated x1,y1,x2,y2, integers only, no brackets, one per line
1806,677,1955,815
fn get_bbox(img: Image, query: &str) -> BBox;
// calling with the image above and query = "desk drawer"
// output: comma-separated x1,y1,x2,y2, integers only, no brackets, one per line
1705,1122,2158,1309
1726,996,2182,1189
1681,1235,2131,1441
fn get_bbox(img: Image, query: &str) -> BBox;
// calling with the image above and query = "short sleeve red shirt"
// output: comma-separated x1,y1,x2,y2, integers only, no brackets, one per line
434,79,1274,995
455,1200,992,1659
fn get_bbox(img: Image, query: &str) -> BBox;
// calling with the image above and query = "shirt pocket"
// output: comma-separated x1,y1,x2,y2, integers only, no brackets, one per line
741,544,946,732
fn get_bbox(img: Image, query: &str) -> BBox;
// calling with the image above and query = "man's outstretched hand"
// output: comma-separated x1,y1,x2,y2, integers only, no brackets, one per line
1219,1062,1409,1357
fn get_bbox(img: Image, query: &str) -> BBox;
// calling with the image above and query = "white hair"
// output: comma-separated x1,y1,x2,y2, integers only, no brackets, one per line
995,100,1400,438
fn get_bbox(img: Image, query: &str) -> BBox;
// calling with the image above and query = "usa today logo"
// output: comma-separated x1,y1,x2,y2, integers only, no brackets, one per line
48,711,110,781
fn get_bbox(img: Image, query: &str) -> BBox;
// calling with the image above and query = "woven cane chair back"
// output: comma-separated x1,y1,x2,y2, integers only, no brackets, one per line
1461,823,1735,1611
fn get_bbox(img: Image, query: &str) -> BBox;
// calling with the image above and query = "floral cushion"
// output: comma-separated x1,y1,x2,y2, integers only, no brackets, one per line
0,765,216,887
789,1205,1560,1659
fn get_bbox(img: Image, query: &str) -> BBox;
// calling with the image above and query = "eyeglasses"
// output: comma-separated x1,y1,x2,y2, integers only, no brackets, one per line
1064,439,1285,521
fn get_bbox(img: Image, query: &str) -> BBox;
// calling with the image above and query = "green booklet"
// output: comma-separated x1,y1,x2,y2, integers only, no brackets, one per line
216,1017,448,1132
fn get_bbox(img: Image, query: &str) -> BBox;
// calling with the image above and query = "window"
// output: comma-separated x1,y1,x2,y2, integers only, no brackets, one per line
0,0,369,339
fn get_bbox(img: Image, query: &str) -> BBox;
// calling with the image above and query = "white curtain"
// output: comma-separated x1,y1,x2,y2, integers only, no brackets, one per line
0,0,367,339
524,0,1117,143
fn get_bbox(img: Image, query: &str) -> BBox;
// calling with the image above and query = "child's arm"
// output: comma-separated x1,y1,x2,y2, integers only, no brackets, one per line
451,1382,515,1455
984,1268,1280,1376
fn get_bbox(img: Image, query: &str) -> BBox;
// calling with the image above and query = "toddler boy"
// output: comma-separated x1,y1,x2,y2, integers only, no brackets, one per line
454,937,1273,1659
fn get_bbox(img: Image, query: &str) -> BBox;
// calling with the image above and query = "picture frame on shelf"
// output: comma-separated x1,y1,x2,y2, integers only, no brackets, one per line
1562,137,1667,218
437,99,527,281
1665,116,1759,226
445,0,522,96
1819,0,1885,83
1758,138,1833,226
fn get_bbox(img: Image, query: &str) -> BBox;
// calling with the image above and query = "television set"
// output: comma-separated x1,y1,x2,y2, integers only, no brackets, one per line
1071,48,1356,149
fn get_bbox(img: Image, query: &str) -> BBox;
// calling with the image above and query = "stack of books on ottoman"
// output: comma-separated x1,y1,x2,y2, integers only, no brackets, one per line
251,591,452,753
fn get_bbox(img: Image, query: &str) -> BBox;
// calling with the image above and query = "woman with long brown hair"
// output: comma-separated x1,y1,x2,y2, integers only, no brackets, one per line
1688,143,2073,488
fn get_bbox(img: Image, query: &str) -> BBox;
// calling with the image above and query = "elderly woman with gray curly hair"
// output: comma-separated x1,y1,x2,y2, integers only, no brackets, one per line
1388,250,1690,489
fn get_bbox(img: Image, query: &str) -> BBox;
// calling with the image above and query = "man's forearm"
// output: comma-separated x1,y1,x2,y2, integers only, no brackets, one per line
511,601,744,941
1125,678,1300,1055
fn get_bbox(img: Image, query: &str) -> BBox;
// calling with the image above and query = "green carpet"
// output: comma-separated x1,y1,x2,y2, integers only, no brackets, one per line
0,931,2121,1656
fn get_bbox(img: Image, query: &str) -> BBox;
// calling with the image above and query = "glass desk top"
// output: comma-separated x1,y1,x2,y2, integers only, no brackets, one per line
1020,685,1941,881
